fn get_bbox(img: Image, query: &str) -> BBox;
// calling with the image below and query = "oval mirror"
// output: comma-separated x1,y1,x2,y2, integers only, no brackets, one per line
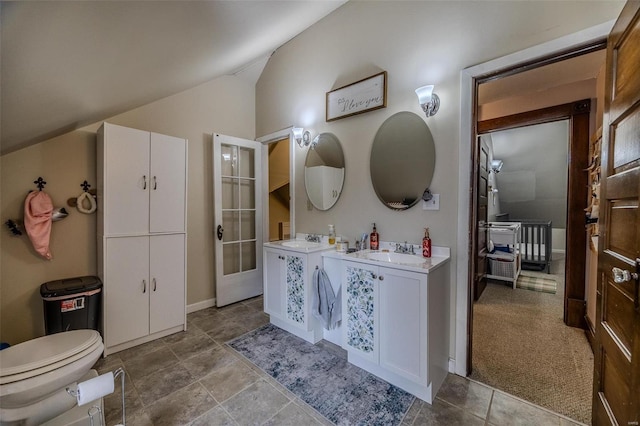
304,133,345,210
370,111,436,210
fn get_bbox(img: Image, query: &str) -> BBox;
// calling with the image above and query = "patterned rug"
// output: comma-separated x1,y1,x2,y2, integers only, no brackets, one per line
516,272,557,294
228,324,415,426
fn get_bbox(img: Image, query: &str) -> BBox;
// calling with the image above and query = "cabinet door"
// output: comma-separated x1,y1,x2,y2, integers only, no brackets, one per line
342,261,379,363
104,236,149,347
149,133,187,233
379,267,428,383
149,234,185,334
285,253,307,327
103,124,150,235
264,249,284,319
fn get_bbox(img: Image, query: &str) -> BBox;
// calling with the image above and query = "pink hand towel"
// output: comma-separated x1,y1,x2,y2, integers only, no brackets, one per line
24,190,53,260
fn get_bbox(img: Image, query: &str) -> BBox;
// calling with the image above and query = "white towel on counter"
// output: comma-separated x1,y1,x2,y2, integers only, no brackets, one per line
312,267,341,330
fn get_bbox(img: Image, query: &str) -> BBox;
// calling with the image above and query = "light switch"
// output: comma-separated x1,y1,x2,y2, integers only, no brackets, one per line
423,194,440,210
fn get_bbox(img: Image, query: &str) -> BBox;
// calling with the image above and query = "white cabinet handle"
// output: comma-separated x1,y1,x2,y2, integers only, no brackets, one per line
142,279,147,293
153,278,157,291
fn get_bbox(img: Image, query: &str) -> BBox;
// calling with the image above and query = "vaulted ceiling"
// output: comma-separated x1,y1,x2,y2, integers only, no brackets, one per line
0,1,346,155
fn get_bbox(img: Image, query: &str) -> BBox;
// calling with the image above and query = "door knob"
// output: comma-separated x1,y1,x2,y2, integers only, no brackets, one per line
217,225,224,241
612,267,638,283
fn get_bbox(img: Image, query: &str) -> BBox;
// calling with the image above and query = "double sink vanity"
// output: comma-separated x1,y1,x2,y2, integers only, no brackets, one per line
263,110,448,402
263,237,450,404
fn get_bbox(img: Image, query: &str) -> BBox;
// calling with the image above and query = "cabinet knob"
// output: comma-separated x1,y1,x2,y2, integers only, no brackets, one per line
379,276,384,281
372,274,377,279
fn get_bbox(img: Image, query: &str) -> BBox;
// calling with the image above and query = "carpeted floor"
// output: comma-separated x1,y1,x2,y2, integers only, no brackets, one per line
228,323,415,426
470,255,594,424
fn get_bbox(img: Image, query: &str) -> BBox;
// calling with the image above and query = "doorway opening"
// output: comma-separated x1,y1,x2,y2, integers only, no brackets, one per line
268,137,291,242
465,41,607,423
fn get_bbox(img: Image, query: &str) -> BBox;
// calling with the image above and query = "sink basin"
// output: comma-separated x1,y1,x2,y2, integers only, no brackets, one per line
366,252,426,265
281,240,322,249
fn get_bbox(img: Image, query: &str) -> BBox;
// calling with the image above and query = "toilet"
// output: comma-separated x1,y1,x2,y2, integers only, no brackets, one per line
0,329,104,426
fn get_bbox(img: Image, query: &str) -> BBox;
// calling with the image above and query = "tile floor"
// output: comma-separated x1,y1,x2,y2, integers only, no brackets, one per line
94,296,584,425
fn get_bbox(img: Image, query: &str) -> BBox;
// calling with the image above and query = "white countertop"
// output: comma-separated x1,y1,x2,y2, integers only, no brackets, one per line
263,239,334,253
323,246,450,274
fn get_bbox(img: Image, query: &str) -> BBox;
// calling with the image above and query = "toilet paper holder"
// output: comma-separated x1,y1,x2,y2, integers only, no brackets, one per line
66,367,126,426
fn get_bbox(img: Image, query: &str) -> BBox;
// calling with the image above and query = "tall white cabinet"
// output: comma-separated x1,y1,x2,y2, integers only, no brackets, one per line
97,123,187,355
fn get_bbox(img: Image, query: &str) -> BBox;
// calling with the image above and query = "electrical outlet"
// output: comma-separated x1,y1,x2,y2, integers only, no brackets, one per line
423,194,440,210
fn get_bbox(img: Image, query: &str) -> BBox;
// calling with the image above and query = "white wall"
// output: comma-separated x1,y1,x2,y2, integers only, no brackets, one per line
256,1,623,361
491,121,569,253
0,75,254,344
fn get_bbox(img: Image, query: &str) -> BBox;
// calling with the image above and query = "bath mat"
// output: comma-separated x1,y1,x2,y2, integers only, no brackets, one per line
227,323,415,426
516,272,557,294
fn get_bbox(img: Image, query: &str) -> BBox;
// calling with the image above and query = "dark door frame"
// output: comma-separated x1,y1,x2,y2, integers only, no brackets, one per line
465,40,606,375
477,99,591,329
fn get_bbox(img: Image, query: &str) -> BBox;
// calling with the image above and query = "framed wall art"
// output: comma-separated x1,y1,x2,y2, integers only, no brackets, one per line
326,71,387,122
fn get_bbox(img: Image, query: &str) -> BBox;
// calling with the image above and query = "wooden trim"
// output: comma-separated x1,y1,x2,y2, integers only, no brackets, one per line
585,314,596,352
477,99,591,330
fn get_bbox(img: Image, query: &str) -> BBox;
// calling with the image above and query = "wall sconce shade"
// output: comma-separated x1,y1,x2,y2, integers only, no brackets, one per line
415,85,440,117
292,127,311,147
491,159,504,173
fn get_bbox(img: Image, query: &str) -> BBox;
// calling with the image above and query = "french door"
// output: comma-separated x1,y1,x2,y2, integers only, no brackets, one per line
213,133,263,307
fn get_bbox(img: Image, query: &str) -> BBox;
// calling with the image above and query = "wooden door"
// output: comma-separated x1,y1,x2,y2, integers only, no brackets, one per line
263,248,284,318
104,236,149,347
342,261,379,364
213,133,263,306
474,136,489,300
592,2,640,424
379,267,427,383
149,234,185,334
149,132,187,233
101,123,149,235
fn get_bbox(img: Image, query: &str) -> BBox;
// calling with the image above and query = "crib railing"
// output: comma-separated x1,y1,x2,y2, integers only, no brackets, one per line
512,219,552,273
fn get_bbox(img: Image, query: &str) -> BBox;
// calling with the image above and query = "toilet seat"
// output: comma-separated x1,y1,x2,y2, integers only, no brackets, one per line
0,330,102,385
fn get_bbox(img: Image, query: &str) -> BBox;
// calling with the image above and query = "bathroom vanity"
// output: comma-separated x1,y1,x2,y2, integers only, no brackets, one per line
331,246,450,403
263,238,333,343
263,238,450,404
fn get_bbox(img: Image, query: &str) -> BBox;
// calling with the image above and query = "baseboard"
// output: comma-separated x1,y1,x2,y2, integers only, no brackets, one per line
187,298,216,314
585,315,596,352
565,298,587,329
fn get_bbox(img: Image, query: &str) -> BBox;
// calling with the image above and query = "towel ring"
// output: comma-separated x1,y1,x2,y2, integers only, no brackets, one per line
76,192,97,214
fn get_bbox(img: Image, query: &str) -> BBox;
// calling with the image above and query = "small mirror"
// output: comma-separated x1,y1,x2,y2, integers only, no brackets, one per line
304,133,345,210
370,111,436,210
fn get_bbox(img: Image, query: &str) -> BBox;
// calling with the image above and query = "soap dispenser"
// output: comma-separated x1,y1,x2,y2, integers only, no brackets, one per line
328,224,336,245
422,228,432,258
370,223,379,251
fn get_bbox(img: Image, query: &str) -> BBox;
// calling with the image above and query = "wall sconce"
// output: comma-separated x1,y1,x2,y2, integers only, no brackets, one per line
292,127,311,147
491,159,504,173
415,85,440,117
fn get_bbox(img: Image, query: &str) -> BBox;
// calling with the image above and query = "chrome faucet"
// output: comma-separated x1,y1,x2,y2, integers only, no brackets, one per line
395,241,415,254
355,233,368,251
305,233,320,243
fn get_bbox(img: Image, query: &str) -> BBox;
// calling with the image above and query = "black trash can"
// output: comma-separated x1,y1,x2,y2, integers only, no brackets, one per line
40,276,102,335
